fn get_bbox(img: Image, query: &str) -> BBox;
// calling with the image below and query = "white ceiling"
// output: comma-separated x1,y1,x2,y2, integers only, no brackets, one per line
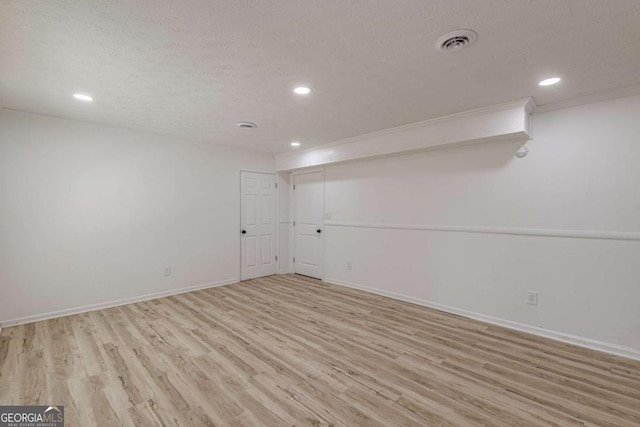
1,1,639,153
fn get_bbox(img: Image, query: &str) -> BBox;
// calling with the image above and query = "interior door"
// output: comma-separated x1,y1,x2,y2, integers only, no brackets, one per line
293,171,324,279
241,172,277,280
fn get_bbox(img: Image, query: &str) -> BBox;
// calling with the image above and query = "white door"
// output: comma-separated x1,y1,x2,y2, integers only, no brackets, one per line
293,171,324,279
241,172,277,280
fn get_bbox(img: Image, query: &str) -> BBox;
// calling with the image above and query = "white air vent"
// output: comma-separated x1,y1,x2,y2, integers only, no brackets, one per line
236,121,257,129
436,29,477,51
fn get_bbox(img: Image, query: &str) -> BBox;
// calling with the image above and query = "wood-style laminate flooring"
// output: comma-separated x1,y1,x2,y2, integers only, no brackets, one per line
1,274,639,426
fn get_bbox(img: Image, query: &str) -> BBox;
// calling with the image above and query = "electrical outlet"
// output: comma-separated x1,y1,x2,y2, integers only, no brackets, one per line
347,261,352,270
164,267,172,277
325,212,332,220
526,291,538,305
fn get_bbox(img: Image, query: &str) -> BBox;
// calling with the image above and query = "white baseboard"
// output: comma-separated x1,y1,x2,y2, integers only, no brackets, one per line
324,277,640,362
0,278,239,328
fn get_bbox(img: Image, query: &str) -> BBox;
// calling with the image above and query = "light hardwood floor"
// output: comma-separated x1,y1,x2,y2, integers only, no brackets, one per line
1,274,639,426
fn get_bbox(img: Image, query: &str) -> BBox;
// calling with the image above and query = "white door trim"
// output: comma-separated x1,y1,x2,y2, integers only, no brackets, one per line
239,170,279,280
292,168,325,280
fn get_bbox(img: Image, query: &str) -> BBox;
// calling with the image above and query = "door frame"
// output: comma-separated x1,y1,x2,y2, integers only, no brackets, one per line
291,168,325,280
239,170,279,281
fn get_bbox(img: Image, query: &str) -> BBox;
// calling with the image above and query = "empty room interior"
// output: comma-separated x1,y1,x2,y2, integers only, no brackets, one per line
1,1,640,426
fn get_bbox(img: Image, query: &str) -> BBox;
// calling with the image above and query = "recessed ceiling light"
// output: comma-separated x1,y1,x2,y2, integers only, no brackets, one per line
538,77,561,86
290,141,301,147
73,93,93,102
294,87,311,95
236,121,257,129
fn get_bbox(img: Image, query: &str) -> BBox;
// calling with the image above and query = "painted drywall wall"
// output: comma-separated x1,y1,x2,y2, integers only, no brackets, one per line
322,95,640,356
278,172,292,274
0,110,274,324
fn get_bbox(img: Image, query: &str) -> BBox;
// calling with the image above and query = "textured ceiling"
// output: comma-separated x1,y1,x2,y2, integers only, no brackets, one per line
1,0,639,153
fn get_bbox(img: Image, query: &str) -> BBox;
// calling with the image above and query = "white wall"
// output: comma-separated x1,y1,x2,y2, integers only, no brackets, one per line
0,110,274,324
278,172,292,274
321,95,640,357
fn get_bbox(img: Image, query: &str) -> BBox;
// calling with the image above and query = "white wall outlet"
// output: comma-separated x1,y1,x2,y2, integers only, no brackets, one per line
325,212,332,220
164,267,172,277
347,261,352,270
526,291,538,305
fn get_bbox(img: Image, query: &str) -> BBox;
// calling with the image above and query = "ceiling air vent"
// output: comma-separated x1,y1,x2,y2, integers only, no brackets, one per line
436,29,477,51
236,121,257,129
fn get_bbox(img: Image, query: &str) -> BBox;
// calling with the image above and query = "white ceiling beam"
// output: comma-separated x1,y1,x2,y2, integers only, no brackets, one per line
275,98,535,171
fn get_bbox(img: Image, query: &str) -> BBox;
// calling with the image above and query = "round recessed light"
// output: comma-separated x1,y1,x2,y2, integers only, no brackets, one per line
73,93,93,102
290,142,301,147
539,77,561,87
236,121,257,129
294,86,311,95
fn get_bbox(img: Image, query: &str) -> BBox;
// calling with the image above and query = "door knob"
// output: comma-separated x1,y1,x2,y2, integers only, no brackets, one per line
317,229,322,233
241,230,247,234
